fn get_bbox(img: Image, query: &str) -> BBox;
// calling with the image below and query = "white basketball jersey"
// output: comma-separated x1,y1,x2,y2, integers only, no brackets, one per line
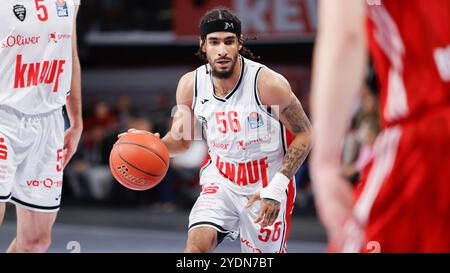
0,0,76,115
193,56,291,195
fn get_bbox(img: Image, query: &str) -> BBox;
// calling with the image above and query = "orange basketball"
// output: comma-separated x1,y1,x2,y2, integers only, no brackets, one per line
109,131,169,191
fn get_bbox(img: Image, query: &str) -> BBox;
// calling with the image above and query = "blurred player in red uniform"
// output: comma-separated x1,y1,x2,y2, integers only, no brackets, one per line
311,0,450,252
0,0,82,252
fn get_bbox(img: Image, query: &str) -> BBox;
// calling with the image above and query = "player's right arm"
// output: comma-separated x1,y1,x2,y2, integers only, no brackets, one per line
120,72,196,157
63,2,83,168
160,71,196,157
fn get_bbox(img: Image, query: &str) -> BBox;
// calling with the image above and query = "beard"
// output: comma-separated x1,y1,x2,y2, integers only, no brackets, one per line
210,54,239,79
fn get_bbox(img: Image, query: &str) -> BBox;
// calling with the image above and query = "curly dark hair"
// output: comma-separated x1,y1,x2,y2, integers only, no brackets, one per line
195,7,260,62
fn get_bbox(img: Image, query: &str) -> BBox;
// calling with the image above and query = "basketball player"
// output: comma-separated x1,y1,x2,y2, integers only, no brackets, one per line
0,0,82,252
123,7,312,253
310,0,450,252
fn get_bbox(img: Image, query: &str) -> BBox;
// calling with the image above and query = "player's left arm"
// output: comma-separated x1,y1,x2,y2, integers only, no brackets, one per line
246,68,312,227
63,3,83,168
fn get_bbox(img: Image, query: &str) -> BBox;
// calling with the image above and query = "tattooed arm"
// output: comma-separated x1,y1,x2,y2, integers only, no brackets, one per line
278,98,312,178
246,68,312,227
259,67,313,179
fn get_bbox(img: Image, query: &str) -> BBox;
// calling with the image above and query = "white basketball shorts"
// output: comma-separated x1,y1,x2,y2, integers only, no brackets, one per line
188,163,296,253
0,105,65,212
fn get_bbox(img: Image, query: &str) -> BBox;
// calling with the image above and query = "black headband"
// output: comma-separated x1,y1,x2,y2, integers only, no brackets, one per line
200,19,242,38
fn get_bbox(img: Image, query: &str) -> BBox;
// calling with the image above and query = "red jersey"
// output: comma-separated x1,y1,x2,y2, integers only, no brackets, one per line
366,0,450,127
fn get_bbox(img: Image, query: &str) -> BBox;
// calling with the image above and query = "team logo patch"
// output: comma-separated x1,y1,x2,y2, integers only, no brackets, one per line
13,5,26,22
55,0,69,17
247,112,263,129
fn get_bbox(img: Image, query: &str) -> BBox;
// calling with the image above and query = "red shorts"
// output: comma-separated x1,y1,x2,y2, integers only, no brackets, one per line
348,105,450,252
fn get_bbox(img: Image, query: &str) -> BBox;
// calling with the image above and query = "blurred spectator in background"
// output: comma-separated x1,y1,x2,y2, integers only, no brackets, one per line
148,92,173,136
66,101,118,202
84,101,118,132
341,85,380,184
114,95,133,132
170,140,208,210
84,100,118,163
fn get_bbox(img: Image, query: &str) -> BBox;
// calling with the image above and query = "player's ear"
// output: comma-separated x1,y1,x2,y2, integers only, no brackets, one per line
238,34,243,51
199,38,206,53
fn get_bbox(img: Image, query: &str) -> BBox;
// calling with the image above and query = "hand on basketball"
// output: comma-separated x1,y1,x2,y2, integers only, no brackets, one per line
118,128,160,139
246,192,281,227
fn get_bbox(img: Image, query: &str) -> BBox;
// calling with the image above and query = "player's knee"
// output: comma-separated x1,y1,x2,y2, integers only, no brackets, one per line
184,243,211,253
17,233,52,253
185,228,217,253
0,202,5,225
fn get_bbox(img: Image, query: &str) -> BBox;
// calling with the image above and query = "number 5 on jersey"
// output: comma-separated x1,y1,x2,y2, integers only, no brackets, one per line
56,148,63,172
35,0,49,21
215,111,241,134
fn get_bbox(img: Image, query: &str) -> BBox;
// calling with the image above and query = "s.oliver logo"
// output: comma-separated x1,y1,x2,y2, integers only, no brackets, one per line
26,178,62,188
1,34,40,49
211,141,230,151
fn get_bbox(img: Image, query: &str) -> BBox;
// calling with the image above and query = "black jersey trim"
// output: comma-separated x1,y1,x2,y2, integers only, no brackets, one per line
192,70,198,110
10,197,60,211
253,66,276,118
199,159,212,177
280,121,287,155
189,221,230,233
189,221,231,245
211,56,245,102
0,193,11,201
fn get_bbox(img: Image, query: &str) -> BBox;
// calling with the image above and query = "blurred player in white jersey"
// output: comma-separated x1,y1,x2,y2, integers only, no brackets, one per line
0,0,82,252
123,7,312,253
